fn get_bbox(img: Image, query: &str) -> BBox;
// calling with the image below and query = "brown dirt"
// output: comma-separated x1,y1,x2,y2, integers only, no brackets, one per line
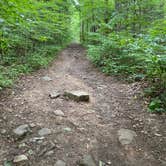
0,44,166,166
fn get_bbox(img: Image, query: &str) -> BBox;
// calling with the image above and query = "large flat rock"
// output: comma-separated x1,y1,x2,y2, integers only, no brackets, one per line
64,90,90,102
118,128,137,145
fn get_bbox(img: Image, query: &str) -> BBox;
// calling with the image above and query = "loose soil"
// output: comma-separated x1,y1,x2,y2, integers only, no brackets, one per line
0,44,165,166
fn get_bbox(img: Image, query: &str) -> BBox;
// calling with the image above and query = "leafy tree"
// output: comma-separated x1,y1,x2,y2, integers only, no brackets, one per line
78,0,166,112
0,0,73,89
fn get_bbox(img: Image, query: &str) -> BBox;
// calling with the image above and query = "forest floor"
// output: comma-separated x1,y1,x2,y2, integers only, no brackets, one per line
0,44,166,166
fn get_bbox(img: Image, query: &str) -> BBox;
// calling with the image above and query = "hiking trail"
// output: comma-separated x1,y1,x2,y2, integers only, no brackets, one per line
0,44,165,166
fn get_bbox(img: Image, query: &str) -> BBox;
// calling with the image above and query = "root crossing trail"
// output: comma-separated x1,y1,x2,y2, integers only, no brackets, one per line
0,44,165,166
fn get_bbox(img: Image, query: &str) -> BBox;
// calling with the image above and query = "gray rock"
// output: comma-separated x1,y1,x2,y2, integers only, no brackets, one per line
45,150,54,156
118,129,137,145
154,133,162,137
55,160,66,166
38,128,52,136
63,127,72,132
18,143,27,148
29,123,36,128
29,137,45,143
28,149,34,155
42,76,52,81
49,92,60,99
64,90,89,102
13,124,30,137
13,155,28,163
79,155,96,166
1,129,7,134
53,110,65,117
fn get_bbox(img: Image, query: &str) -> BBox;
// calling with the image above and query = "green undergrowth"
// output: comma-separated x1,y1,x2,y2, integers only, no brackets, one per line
85,21,166,113
0,45,63,90
78,0,166,113
0,0,72,90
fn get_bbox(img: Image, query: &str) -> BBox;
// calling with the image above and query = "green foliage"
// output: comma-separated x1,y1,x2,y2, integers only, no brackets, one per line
0,74,13,89
79,0,166,112
148,97,166,113
0,0,72,90
87,32,166,112
87,33,148,77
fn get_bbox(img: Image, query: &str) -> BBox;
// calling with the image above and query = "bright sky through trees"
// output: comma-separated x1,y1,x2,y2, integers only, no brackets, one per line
73,0,79,5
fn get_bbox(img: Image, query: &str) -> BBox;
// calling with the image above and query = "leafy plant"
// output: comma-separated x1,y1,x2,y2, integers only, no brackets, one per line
0,0,73,90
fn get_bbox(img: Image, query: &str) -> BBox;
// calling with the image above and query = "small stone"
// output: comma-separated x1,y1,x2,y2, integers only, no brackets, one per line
13,155,28,163
19,143,26,148
154,133,162,137
53,110,65,117
79,155,96,166
38,128,52,136
107,161,112,165
1,129,7,134
49,92,60,99
13,124,30,137
111,114,116,118
150,114,157,117
118,129,137,145
29,123,36,128
63,127,72,132
45,150,54,156
42,76,52,81
29,137,45,143
133,125,137,128
64,90,89,102
55,160,66,166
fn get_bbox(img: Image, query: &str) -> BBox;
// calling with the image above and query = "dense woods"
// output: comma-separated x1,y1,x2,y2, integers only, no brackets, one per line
77,0,166,112
0,0,72,88
0,0,166,112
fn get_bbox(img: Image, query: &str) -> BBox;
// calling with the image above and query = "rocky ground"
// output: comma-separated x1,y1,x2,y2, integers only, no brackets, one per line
0,44,165,166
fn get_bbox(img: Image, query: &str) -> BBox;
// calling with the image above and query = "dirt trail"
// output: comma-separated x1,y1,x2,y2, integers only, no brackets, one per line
0,44,165,166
